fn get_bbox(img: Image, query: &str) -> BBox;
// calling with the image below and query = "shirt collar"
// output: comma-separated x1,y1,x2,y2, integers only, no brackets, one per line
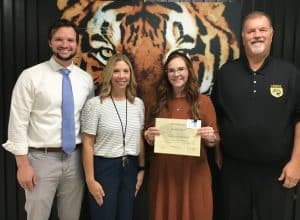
49,56,74,73
241,54,272,75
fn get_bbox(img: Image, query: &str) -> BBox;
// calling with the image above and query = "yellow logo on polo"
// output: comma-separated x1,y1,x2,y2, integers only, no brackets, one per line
270,85,283,98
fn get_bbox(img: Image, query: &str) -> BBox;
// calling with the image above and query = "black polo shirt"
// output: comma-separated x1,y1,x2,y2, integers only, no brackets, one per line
212,56,300,164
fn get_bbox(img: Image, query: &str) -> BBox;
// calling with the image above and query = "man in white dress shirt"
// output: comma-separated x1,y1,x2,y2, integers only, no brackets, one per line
2,19,94,220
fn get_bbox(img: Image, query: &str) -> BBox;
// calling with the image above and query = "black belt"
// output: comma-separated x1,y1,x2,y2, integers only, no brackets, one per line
29,144,81,153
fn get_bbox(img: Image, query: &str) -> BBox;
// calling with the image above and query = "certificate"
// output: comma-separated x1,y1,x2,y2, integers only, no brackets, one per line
154,118,201,157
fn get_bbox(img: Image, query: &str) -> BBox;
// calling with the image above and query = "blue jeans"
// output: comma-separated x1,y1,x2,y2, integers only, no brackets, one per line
89,155,138,220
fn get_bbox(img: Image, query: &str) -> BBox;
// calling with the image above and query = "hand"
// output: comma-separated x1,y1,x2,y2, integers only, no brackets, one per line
17,164,36,192
135,170,144,197
197,126,217,145
86,179,105,206
144,127,160,145
278,160,300,188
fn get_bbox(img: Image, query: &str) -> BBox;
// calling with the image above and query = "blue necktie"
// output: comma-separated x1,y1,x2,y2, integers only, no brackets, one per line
60,68,76,154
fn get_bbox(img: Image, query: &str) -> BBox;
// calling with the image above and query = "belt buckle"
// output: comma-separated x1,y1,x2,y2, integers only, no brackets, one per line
122,156,128,168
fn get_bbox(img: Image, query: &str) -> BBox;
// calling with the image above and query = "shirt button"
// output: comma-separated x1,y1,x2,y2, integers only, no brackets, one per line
253,80,256,84
253,72,256,75
253,90,256,93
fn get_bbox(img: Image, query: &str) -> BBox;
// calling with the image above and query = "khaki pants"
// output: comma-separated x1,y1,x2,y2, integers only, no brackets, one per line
25,149,84,220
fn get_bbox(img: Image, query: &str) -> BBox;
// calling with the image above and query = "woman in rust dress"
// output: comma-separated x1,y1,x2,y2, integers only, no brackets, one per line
144,51,219,220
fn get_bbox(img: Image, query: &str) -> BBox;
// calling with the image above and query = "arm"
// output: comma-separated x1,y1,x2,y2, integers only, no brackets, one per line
197,95,220,148
135,99,146,196
211,77,222,169
278,121,300,188
3,71,37,190
197,95,222,168
13,82,37,191
135,137,145,196
3,72,34,155
82,133,105,205
197,127,222,168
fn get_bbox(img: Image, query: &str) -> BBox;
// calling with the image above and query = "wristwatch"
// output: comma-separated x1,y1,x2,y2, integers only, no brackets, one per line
138,166,145,171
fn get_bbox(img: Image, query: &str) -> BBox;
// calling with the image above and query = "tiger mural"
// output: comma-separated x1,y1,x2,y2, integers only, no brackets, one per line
57,0,240,105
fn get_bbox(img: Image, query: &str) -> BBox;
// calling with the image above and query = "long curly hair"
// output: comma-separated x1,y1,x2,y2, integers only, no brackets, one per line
150,51,200,122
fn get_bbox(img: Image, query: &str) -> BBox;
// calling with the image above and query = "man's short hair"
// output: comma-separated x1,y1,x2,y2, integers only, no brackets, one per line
48,19,79,42
242,11,273,32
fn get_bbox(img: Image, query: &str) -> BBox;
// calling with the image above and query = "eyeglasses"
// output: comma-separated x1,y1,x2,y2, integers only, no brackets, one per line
166,67,187,75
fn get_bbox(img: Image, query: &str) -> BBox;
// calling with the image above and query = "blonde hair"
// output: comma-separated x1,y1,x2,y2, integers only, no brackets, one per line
99,53,137,103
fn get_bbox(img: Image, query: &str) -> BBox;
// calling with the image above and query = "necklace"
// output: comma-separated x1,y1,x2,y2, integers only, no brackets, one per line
174,102,182,111
173,95,185,111
110,95,128,167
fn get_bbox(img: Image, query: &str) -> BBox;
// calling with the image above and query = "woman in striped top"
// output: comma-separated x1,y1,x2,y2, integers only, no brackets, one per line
81,53,145,220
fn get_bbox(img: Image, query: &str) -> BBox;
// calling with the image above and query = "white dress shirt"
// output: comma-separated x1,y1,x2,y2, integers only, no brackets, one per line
3,57,94,155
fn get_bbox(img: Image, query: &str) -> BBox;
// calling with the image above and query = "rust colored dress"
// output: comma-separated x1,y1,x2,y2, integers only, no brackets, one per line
148,95,217,220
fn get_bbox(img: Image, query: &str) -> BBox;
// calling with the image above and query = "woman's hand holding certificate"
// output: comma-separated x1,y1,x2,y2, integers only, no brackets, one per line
144,127,160,146
144,118,217,156
153,118,201,156
196,126,217,147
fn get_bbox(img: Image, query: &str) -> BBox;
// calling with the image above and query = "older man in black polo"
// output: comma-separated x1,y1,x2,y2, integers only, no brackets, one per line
212,11,300,220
